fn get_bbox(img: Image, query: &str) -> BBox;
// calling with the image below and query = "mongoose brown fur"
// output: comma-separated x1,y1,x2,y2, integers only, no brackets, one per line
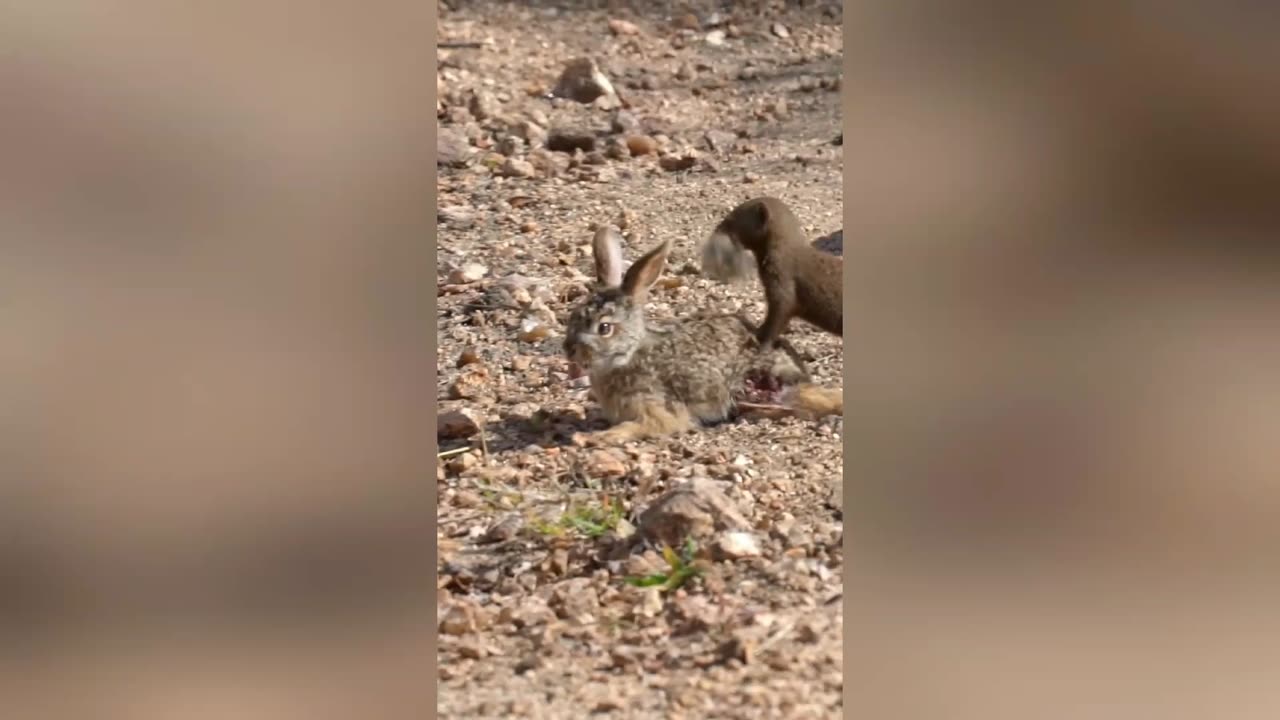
700,196,843,350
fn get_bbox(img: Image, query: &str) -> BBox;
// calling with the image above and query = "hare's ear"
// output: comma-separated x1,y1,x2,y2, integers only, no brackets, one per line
621,238,671,300
592,225,625,288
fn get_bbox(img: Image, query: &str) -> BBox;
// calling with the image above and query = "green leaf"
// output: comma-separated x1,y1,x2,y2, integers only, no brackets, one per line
661,544,680,569
625,573,670,588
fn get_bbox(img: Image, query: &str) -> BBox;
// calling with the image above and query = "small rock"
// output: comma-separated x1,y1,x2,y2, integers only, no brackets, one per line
448,366,489,399
714,531,762,560
551,57,617,104
529,149,569,176
437,407,481,440
452,489,484,508
717,634,752,664
500,157,536,178
625,135,658,156
437,128,474,168
548,547,570,576
608,18,640,36
610,110,641,135
518,320,552,343
438,205,476,229
444,106,471,125
604,137,630,160
509,119,548,145
447,263,488,284
500,596,556,628
797,620,822,644
672,595,720,632
703,129,737,152
625,552,662,578
496,135,524,156
467,90,499,121
519,220,539,234
549,577,600,622
638,587,663,617
615,517,637,539
547,130,598,154
637,478,750,547
659,154,697,172
588,449,629,478
675,63,695,81
481,514,523,544
610,645,646,669
673,13,700,30
456,348,481,367
705,29,726,46
771,22,790,39
456,639,487,659
592,93,621,111
439,603,482,635
514,654,543,674
445,451,478,475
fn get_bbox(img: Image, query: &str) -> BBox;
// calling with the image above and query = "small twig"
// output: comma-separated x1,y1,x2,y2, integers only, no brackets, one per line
437,445,472,458
757,619,799,656
438,41,484,49
478,426,490,463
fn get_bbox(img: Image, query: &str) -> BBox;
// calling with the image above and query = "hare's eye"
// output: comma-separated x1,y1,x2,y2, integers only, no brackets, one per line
596,322,613,336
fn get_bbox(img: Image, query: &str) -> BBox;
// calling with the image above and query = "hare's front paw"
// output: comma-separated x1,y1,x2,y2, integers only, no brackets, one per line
571,423,642,447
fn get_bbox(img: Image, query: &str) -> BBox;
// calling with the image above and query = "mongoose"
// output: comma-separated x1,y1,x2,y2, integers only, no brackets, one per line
700,196,843,350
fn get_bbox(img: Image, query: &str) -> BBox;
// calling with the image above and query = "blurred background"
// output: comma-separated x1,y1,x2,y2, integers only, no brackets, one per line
844,2,1280,718
1,1,435,717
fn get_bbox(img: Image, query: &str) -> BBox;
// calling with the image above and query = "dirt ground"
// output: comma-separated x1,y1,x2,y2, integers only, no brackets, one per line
436,2,843,717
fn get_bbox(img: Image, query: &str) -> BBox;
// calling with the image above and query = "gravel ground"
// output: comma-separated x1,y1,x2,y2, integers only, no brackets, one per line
437,2,843,717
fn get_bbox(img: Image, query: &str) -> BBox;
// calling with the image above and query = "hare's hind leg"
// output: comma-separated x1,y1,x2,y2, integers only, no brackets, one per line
591,398,692,445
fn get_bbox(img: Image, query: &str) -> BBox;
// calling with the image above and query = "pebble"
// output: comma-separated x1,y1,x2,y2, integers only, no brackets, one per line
500,157,536,178
673,13,700,30
625,135,658,156
437,128,474,168
496,135,524,156
546,130,598,154
610,110,641,135
447,262,488,284
588,449,629,478
704,129,737,152
509,119,547,145
467,90,499,121
438,205,476,229
638,478,750,547
607,18,640,36
438,408,482,440
659,154,697,172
